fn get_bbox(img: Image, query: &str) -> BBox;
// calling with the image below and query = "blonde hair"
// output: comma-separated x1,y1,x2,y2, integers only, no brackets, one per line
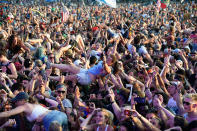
97,108,114,125
184,94,197,103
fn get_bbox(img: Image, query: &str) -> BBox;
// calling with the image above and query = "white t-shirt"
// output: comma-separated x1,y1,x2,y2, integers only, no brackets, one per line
167,97,177,108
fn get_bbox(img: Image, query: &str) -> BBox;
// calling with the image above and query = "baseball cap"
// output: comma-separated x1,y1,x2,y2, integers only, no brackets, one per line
11,92,29,102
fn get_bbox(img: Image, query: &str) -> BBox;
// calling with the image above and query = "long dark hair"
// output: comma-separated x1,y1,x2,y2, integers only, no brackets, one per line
7,34,22,49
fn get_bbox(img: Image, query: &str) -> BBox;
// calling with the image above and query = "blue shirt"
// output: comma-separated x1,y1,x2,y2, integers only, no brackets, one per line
88,61,104,76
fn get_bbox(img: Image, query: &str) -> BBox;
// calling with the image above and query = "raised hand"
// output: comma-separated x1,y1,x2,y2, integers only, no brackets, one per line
75,86,80,99
0,89,7,102
131,109,140,117
59,76,65,84
56,96,62,104
153,97,162,108
3,119,16,127
0,77,7,87
107,89,115,103
89,102,96,111
119,61,124,72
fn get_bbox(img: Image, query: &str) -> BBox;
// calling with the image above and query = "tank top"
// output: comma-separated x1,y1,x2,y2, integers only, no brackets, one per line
26,105,48,122
96,125,109,131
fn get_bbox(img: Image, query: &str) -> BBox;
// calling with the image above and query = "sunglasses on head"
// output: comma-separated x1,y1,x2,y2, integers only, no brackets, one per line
183,101,192,106
57,90,66,94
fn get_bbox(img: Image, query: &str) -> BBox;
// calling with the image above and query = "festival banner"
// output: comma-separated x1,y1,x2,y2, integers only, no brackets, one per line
96,0,116,8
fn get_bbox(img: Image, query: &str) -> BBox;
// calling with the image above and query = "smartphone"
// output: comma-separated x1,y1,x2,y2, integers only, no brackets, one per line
134,97,146,104
124,110,132,116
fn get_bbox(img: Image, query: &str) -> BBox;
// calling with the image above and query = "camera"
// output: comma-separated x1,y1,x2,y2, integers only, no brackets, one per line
124,110,132,116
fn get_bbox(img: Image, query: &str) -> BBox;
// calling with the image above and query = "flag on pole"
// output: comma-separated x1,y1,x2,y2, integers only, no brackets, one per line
161,0,170,9
96,0,116,8
156,0,161,12
61,5,69,23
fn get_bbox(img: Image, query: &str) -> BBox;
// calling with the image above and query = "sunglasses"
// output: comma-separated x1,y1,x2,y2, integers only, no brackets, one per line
183,101,192,106
57,90,66,94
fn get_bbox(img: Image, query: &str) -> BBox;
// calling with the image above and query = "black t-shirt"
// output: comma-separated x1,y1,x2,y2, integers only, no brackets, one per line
189,74,196,87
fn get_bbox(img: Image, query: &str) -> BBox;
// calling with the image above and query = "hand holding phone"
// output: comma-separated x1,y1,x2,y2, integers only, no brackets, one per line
124,109,132,116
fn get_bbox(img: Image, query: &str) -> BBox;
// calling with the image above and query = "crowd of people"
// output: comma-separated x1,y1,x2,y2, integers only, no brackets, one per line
0,0,197,131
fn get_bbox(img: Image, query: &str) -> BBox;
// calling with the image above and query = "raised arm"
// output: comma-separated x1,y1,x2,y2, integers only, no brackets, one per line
103,55,111,74
155,98,175,120
115,74,125,89
57,45,71,59
111,37,120,55
131,110,160,131
0,105,25,118
160,57,170,85
36,94,58,107
109,74,120,87
7,63,18,79
179,50,189,70
108,90,121,118
120,71,145,87
80,110,95,131
157,73,170,97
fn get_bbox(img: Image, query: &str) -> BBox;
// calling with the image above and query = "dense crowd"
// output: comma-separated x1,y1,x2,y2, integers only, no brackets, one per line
0,1,197,131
